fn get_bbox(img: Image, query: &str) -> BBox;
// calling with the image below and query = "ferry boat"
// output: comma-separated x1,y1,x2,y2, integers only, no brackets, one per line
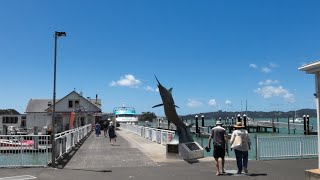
112,106,138,125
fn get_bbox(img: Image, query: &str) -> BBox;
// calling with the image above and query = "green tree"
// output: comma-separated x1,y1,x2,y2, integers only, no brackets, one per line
139,112,156,122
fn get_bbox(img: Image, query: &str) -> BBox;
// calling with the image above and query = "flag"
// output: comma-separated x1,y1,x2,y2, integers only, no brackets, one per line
69,111,76,129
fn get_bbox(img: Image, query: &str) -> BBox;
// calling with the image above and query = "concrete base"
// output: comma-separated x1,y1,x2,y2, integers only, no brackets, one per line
305,169,320,180
166,142,204,160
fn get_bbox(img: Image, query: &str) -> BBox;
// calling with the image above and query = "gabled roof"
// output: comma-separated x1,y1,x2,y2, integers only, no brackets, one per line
25,91,102,113
25,99,55,113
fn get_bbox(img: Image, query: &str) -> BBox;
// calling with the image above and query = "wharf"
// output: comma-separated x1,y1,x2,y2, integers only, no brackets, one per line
0,127,317,180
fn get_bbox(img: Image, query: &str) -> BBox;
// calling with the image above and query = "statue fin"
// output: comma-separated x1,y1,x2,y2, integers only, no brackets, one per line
152,104,163,108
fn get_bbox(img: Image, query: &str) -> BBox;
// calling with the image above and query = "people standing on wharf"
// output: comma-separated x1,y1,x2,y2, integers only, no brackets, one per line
230,122,251,174
208,120,228,176
103,121,109,137
95,122,101,137
108,122,117,145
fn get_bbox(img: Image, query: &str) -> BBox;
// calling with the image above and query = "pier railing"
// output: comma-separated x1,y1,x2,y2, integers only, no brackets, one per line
0,124,92,168
120,124,176,145
0,134,50,167
256,135,318,160
54,124,92,162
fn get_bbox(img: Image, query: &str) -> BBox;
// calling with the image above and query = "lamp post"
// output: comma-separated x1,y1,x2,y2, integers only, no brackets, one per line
52,31,66,167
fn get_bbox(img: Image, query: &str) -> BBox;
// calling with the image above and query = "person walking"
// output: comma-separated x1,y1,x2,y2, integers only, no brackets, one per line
103,121,109,137
208,120,228,176
95,122,101,137
230,122,251,174
108,122,117,145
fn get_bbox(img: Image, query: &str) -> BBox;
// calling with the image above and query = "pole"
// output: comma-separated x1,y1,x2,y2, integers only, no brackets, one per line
51,32,58,167
195,115,199,134
303,115,307,135
315,72,320,168
201,115,204,127
307,115,310,135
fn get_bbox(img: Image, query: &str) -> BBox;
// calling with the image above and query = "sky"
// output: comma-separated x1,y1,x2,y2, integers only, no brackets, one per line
1,0,320,116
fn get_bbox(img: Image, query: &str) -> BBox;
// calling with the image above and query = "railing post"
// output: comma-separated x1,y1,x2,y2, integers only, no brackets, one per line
255,134,258,160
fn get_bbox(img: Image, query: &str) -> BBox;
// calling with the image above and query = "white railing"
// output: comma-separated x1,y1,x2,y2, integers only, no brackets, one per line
0,134,50,167
256,135,318,160
54,124,92,161
120,124,176,145
0,124,92,168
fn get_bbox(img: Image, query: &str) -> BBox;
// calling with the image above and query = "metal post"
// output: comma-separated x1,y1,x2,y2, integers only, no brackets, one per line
201,115,204,127
303,115,307,135
51,31,66,167
237,114,241,123
51,32,58,167
195,115,199,134
243,114,247,128
307,115,310,135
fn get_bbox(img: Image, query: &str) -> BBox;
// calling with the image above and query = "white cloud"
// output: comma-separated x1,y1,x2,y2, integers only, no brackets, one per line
254,85,295,103
269,62,278,68
144,86,159,92
110,74,141,88
208,99,217,107
258,79,279,86
187,99,203,108
225,100,232,106
261,67,271,73
249,64,258,69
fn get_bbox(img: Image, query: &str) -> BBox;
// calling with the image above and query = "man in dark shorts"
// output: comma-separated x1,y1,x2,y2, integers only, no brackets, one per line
208,120,228,176
103,121,109,137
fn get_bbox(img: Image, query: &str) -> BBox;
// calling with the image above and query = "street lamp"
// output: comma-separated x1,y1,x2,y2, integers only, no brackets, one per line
52,31,66,167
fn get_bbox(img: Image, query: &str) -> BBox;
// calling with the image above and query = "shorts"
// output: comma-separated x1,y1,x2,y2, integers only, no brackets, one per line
213,145,225,159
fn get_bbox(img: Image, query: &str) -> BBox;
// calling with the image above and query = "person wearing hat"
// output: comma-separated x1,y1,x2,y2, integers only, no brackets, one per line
108,121,117,145
208,120,228,176
230,122,251,174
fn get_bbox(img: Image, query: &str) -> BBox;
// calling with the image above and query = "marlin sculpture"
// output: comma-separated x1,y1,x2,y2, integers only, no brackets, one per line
152,76,194,143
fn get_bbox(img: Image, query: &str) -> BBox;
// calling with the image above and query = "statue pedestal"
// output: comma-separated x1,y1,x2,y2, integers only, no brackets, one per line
166,142,204,160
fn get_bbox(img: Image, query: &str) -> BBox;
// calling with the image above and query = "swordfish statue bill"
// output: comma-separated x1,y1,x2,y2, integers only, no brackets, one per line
152,76,194,143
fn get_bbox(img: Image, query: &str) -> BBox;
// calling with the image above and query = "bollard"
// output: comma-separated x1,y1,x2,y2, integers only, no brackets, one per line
201,115,204,127
277,117,279,133
287,117,290,134
195,115,199,134
307,115,310,135
243,114,247,128
303,115,307,135
237,114,241,123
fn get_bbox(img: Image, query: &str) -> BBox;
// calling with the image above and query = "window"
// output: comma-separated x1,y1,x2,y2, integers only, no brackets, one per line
68,100,73,108
2,116,18,124
75,100,79,107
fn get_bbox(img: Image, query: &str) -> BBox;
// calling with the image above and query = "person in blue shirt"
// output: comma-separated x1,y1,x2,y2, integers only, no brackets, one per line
95,122,101,137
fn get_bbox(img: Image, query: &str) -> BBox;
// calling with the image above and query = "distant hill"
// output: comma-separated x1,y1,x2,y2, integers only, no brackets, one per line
0,109,20,115
181,109,317,120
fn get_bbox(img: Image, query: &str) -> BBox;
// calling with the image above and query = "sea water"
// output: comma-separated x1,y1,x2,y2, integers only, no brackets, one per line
142,117,318,160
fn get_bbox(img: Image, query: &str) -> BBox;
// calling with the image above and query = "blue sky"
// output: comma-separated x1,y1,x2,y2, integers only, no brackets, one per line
1,0,320,116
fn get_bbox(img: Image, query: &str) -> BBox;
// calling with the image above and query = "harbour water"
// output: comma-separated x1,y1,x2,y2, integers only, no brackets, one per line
141,117,318,160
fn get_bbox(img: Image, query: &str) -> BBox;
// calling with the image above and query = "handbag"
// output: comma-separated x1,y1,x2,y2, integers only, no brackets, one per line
231,135,242,149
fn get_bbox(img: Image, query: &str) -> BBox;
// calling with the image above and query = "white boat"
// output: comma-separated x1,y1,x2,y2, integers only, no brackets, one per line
113,106,138,124
289,110,304,123
289,117,304,123
0,137,33,147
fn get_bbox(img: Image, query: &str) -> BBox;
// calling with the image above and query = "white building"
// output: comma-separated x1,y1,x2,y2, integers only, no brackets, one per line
0,114,26,128
25,91,102,133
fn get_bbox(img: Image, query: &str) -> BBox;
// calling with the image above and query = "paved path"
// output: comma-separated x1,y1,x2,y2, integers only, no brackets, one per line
0,128,317,180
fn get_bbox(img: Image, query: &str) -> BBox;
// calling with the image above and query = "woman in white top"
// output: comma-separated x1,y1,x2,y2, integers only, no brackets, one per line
230,122,251,174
